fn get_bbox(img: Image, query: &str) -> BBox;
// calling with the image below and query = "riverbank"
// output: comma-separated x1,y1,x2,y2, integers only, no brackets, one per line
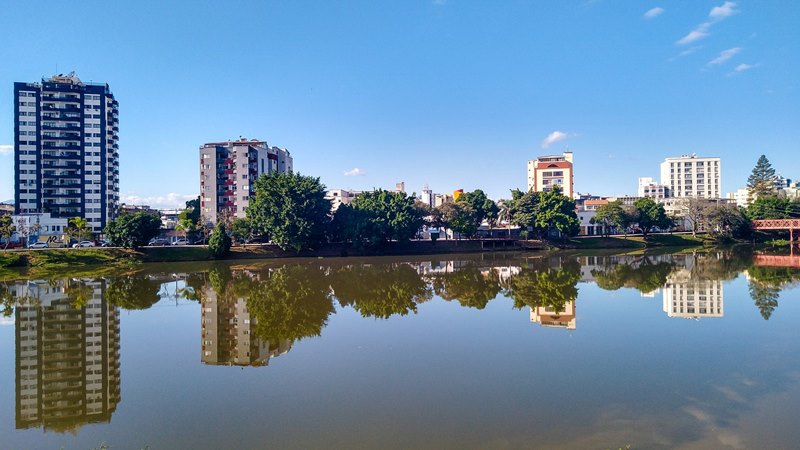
557,234,710,250
0,240,536,278
0,235,719,277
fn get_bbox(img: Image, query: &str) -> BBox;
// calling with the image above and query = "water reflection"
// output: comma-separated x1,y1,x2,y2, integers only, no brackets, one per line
3,249,799,438
12,279,120,433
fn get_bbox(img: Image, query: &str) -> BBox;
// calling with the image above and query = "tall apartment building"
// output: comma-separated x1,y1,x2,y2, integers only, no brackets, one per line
199,138,292,224
14,279,121,431
14,73,120,231
659,154,721,199
527,151,574,198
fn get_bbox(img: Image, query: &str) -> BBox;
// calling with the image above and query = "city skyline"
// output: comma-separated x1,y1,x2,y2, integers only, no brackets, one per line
2,1,798,207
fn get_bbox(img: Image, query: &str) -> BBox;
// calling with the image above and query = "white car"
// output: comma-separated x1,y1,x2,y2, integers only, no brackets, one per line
72,241,96,248
172,238,188,246
28,242,49,249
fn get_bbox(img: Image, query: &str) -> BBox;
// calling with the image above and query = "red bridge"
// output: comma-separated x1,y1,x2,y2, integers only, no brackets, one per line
752,219,800,242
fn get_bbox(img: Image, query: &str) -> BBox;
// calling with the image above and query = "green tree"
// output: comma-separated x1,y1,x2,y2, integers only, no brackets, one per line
208,222,232,258
229,217,253,245
747,154,777,201
247,172,331,253
176,196,201,241
66,217,93,242
104,212,162,248
437,201,477,239
746,196,798,220
592,200,631,237
632,198,670,238
535,186,580,238
0,216,16,249
706,204,751,240
334,189,424,247
458,189,499,231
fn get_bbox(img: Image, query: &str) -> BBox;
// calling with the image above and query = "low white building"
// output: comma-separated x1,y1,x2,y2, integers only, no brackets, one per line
10,213,69,245
726,188,751,208
325,189,360,212
638,177,669,200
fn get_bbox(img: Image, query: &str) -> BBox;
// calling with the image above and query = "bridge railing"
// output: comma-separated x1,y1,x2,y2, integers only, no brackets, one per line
752,219,800,230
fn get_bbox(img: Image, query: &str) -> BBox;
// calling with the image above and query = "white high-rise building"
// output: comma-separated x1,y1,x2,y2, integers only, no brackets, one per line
14,73,120,231
660,154,721,199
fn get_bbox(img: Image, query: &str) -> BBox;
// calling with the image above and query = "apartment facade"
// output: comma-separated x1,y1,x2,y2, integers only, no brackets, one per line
527,151,574,198
662,270,724,319
199,138,293,224
14,73,120,232
659,155,721,199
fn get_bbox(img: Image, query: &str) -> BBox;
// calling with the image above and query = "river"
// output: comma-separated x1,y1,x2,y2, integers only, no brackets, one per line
1,248,799,449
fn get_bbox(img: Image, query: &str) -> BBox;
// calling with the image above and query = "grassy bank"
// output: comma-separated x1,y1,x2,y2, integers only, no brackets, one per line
559,234,710,250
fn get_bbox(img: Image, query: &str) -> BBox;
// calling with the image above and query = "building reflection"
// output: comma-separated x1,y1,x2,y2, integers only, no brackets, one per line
200,284,291,367
661,270,724,319
530,300,576,330
13,279,120,432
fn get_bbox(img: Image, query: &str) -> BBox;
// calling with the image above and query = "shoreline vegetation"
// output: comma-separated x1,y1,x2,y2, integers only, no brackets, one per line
0,233,756,281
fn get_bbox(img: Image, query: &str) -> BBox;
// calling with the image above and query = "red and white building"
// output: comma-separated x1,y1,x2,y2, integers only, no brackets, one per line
527,151,574,198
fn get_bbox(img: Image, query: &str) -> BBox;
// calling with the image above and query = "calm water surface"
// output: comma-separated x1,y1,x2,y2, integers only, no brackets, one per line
1,249,799,449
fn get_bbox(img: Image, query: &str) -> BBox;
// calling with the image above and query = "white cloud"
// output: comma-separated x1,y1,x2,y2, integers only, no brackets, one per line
541,131,570,149
734,63,754,72
677,22,711,45
0,317,14,326
121,193,197,210
343,167,366,177
707,47,741,66
644,7,664,19
0,144,12,155
709,1,738,20
677,2,739,46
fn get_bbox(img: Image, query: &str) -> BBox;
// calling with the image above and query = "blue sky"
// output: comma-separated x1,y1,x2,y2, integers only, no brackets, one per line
1,1,798,207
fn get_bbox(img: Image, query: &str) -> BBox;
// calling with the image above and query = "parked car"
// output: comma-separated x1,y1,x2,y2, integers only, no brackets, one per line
72,240,96,248
172,238,188,246
148,238,170,246
99,240,110,247
28,242,49,249
48,240,67,248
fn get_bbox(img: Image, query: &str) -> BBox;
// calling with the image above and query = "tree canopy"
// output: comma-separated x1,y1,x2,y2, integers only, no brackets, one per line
747,155,777,200
333,189,424,247
632,198,672,238
247,172,331,253
104,212,162,248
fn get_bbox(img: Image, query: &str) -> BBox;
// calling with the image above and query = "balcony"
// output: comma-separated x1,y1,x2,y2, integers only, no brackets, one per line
42,123,81,131
42,143,82,150
42,153,81,160
42,104,80,112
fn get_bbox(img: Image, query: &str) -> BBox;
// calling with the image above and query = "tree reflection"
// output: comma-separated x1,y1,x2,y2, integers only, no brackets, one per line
591,258,676,293
430,264,501,310
234,265,336,342
746,265,800,320
330,264,432,318
104,275,162,310
503,258,581,315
